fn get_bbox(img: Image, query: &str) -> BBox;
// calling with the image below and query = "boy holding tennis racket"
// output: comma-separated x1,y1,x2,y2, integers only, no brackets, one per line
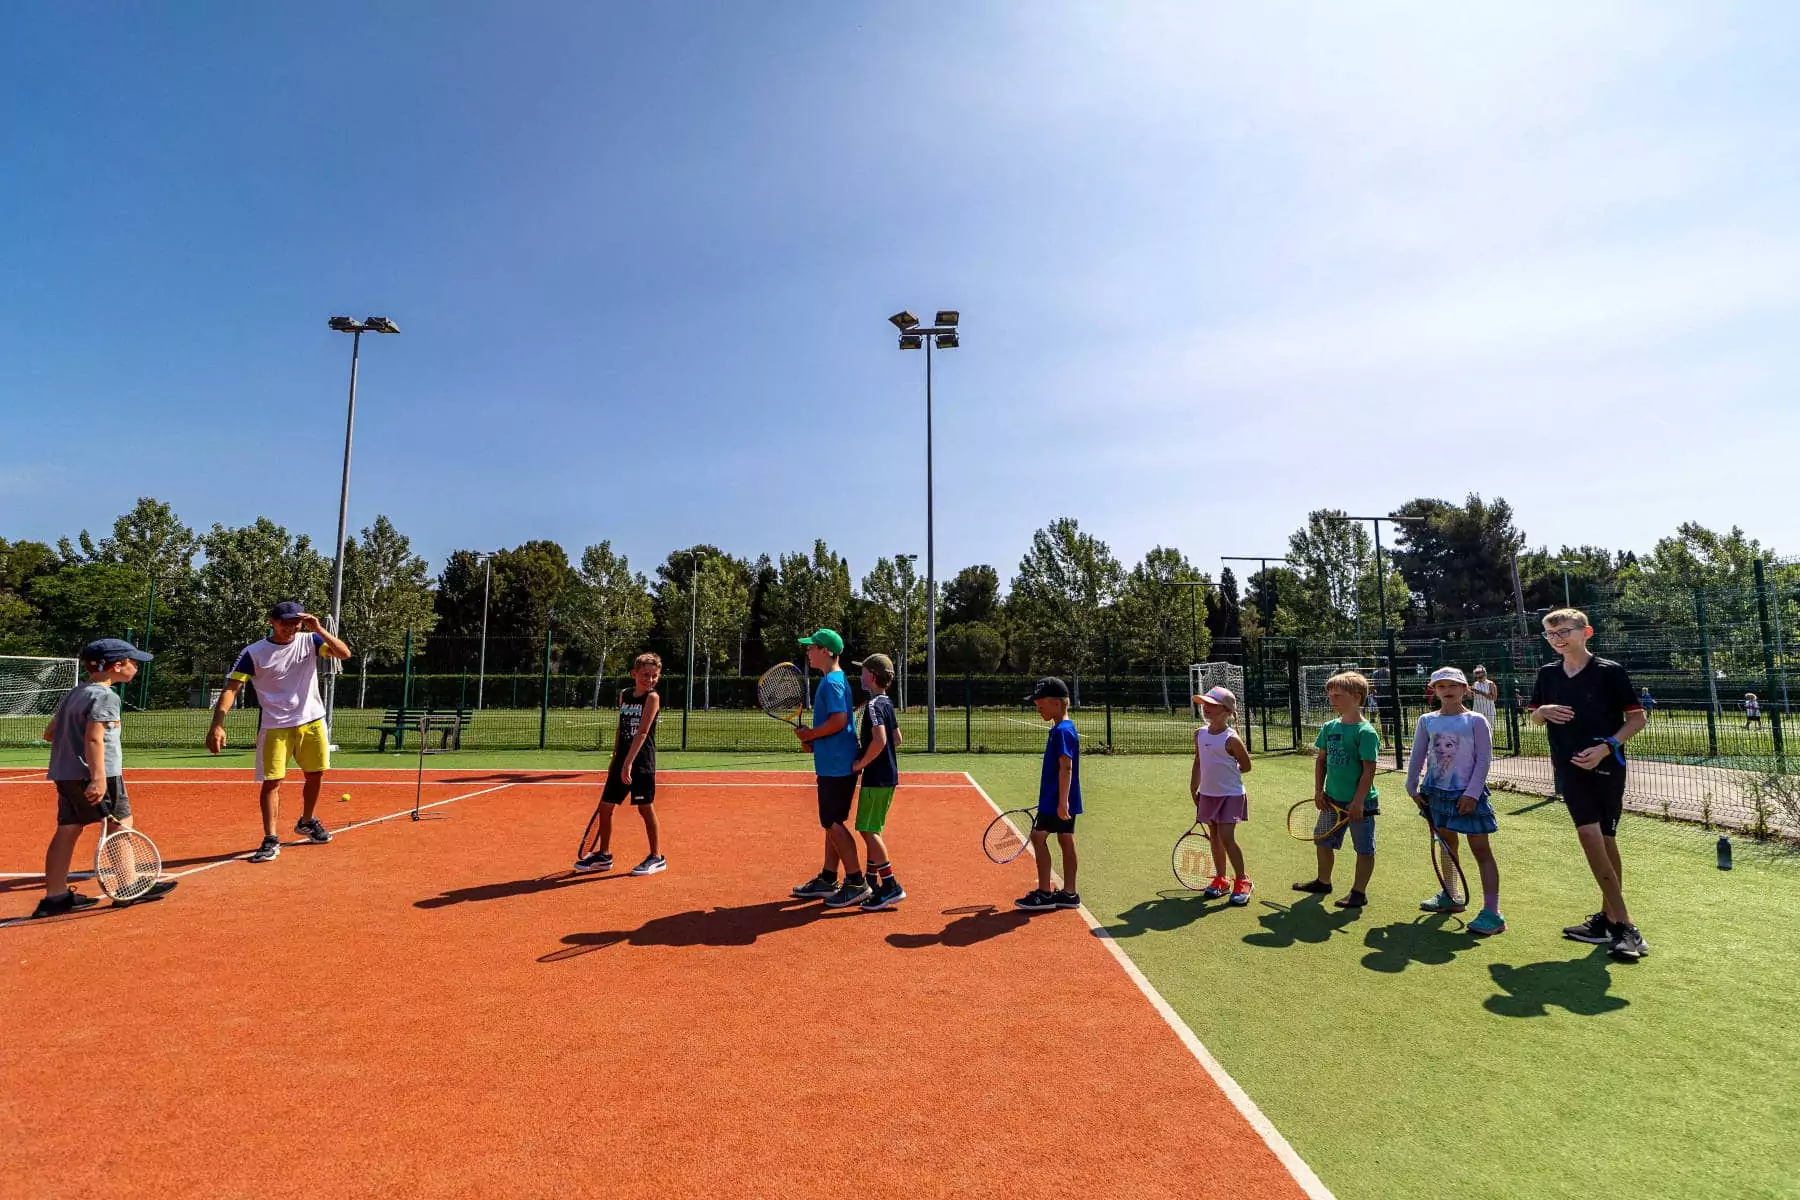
850,653,905,910
1294,671,1379,908
1189,685,1253,904
574,652,665,875
1015,677,1081,912
1406,667,1503,935
34,638,177,918
791,628,871,908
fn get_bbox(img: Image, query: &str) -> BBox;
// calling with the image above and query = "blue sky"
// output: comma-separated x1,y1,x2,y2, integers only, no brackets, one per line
6,2,1800,587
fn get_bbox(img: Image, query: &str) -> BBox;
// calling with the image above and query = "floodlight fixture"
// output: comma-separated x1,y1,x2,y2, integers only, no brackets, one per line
328,316,360,332
935,332,959,349
364,316,400,334
934,310,959,328
889,311,920,331
899,333,924,350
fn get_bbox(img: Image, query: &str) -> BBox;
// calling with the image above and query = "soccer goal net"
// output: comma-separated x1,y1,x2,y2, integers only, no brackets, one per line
1189,661,1247,719
1298,662,1389,725
0,656,79,717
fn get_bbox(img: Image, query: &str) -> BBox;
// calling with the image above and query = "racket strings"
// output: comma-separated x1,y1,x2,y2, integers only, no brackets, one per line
756,665,806,719
982,811,1032,864
95,830,160,901
1172,834,1216,890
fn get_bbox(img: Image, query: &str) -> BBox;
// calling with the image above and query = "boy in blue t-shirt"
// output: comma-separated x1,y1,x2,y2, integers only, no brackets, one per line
789,628,869,907
1016,677,1081,912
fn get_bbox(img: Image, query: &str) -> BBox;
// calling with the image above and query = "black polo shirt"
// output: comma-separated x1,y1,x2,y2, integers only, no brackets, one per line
1530,655,1640,766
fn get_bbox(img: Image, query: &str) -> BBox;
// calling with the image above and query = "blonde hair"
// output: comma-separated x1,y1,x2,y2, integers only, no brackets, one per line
1543,608,1589,630
1325,671,1370,703
632,652,663,670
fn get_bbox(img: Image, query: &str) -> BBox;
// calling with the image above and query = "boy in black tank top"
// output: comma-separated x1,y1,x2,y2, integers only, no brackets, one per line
574,653,666,876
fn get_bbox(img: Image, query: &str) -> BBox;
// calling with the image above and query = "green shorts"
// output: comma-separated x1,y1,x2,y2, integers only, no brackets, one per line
855,785,896,834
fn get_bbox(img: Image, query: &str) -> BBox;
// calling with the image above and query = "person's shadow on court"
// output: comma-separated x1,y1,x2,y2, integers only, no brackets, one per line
1100,891,1228,940
416,871,622,909
1360,914,1472,974
886,905,1030,949
1242,896,1360,949
539,898,831,961
1486,949,1630,1018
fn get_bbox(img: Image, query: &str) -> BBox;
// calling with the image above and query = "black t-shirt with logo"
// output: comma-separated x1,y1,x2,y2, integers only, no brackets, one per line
1530,656,1639,766
857,694,900,788
611,686,659,774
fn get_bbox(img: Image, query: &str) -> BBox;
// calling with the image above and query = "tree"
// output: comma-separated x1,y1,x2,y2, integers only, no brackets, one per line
860,556,926,668
1009,518,1124,695
760,540,852,662
0,538,59,653
58,498,198,666
563,541,654,708
339,515,439,707
1116,547,1211,707
942,565,1000,627
1242,566,1306,637
1284,510,1412,640
938,621,1005,672
1613,524,1778,680
27,562,150,653
1390,495,1526,628
1517,545,1625,614
487,541,577,670
662,553,751,705
1206,567,1242,641
190,519,331,670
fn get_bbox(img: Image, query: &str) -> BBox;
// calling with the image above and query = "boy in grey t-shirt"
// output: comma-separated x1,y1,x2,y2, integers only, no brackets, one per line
34,638,177,918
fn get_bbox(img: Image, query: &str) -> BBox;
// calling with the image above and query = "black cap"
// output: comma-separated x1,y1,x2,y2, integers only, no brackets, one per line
268,600,305,621
81,638,153,666
1027,677,1070,701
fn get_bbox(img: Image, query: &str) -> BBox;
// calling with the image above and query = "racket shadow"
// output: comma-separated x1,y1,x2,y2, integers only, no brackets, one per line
1241,895,1362,949
886,905,1031,949
541,898,833,960
1359,913,1474,975
415,871,624,909
1098,892,1232,940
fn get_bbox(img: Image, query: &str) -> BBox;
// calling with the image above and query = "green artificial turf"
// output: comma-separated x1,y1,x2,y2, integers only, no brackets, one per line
4,745,1796,1198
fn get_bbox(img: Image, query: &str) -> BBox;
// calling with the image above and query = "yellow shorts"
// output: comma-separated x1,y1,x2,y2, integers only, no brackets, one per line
256,719,330,782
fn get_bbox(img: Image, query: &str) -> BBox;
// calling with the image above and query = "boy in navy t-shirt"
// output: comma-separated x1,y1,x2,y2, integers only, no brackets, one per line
1016,677,1081,912
790,629,869,907
850,653,904,910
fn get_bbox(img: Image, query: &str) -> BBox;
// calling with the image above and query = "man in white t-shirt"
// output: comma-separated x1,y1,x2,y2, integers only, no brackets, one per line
207,600,352,862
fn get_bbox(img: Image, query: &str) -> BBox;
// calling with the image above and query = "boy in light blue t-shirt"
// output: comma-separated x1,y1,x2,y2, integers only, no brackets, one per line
789,629,869,908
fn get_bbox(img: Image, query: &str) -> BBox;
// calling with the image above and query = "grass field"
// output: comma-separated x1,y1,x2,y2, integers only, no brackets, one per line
4,745,1795,1198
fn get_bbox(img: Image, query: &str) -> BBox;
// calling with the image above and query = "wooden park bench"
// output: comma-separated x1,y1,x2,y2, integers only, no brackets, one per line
370,707,473,753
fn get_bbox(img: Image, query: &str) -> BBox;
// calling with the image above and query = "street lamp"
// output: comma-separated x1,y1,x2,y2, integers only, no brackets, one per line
475,551,499,710
324,314,399,730
897,552,918,712
890,308,959,751
1555,559,1578,607
681,549,701,750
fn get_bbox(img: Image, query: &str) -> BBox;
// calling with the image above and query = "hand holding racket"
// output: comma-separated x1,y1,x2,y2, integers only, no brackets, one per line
757,663,807,729
1286,797,1350,843
983,806,1036,864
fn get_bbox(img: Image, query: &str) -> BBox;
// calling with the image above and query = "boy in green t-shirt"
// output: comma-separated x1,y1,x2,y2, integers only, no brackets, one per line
1293,671,1380,908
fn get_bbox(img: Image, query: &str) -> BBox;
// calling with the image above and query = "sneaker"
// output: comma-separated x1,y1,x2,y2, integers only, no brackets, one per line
629,855,667,876
1562,912,1612,944
1332,890,1367,909
1291,879,1333,895
30,890,101,919
572,851,614,873
1052,889,1082,910
249,836,281,863
295,817,332,844
1609,923,1648,961
1229,878,1254,907
112,880,178,908
1200,875,1229,900
1467,908,1506,936
1420,890,1465,914
860,880,907,910
792,873,838,899
824,878,873,908
1014,889,1058,911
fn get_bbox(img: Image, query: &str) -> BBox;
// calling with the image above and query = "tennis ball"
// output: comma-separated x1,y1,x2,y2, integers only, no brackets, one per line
340,792,351,802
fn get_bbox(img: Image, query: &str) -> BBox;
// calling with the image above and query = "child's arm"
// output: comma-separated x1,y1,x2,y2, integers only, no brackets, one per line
797,711,848,744
619,692,660,782
1404,718,1428,800
852,722,887,774
1189,746,1202,798
1464,716,1493,805
1348,761,1376,822
1313,751,1327,807
1227,731,1252,774
82,718,108,801
1057,753,1073,820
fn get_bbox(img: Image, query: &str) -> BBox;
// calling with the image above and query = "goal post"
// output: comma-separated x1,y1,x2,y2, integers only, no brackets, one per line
0,655,79,717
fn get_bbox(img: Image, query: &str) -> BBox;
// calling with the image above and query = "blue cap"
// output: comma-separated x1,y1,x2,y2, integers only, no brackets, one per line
268,600,305,621
81,638,153,666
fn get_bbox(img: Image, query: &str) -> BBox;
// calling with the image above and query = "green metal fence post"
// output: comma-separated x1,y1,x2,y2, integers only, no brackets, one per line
1385,628,1403,769
538,617,553,750
398,628,413,751
1287,638,1301,750
1502,640,1520,755
139,577,156,708
1256,637,1269,753
1754,560,1786,766
1695,588,1719,759
964,665,972,752
1104,637,1114,749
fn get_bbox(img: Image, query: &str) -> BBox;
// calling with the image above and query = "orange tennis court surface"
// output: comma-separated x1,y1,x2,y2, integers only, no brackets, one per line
1,769,1324,1199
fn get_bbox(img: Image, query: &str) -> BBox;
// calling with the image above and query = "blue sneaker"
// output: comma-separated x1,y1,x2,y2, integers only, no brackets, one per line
1467,908,1506,936
1420,890,1464,914
1014,890,1057,911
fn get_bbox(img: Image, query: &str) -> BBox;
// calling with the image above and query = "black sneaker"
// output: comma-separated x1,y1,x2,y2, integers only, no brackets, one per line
1052,889,1081,910
249,836,281,863
1609,923,1648,961
1563,912,1612,944
792,873,838,899
112,880,178,908
295,817,332,844
860,880,906,910
1014,890,1057,911
1291,879,1334,895
572,851,613,873
629,854,667,877
30,890,101,919
824,878,873,908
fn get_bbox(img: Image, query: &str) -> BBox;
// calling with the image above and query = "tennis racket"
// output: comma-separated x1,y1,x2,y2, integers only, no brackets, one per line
1171,822,1217,891
1286,797,1351,843
577,802,604,862
93,813,162,903
757,663,807,728
1427,813,1470,909
982,807,1037,864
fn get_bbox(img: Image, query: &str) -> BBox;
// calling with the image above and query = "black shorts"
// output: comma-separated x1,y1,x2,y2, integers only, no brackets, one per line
1033,810,1077,835
1562,764,1626,837
55,777,129,826
601,770,656,806
816,774,858,828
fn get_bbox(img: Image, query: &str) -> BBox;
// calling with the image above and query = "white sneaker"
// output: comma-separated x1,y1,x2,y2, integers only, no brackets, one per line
630,855,667,876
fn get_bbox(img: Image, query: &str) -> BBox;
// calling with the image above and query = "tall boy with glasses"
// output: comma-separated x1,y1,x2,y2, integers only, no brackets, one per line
1529,608,1649,960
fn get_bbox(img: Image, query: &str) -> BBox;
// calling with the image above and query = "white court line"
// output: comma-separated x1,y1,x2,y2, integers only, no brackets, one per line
960,771,1335,1200
0,777,977,789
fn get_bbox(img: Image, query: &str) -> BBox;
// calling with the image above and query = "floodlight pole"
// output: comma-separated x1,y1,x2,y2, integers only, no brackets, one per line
898,552,918,712
1166,580,1208,663
324,328,360,732
1332,515,1424,768
1555,559,1577,608
682,549,699,749
476,552,495,710
1222,557,1294,631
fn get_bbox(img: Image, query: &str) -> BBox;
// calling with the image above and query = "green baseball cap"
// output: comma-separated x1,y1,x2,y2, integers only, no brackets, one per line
798,628,844,654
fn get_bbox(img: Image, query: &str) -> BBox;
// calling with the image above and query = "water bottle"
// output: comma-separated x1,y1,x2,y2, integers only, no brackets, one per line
1717,836,1733,871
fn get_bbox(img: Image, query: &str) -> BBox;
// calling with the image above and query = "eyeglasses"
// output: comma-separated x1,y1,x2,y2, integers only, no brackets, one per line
1542,627,1584,641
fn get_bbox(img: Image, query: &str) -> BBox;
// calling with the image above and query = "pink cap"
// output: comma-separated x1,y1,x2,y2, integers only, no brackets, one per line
1195,685,1238,712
